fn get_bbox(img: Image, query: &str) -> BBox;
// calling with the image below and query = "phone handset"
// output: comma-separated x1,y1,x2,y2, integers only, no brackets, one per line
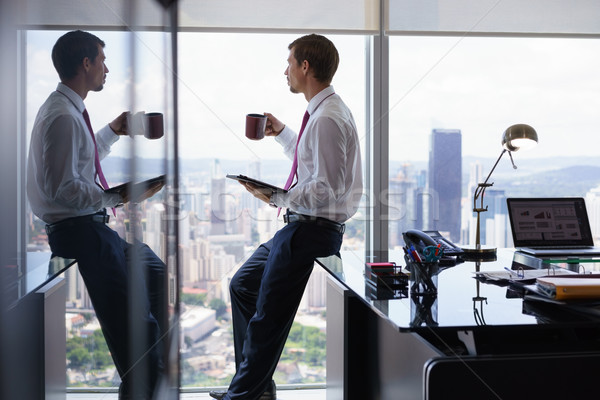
402,229,437,254
403,229,464,257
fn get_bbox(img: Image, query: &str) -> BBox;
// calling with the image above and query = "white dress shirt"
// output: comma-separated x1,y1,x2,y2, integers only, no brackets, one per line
27,83,122,224
271,86,363,223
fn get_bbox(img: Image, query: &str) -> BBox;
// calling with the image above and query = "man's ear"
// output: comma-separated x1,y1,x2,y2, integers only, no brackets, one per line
301,59,310,76
82,56,91,72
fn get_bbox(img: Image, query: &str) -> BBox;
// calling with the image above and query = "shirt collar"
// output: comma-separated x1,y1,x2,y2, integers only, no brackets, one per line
56,82,85,113
307,85,335,115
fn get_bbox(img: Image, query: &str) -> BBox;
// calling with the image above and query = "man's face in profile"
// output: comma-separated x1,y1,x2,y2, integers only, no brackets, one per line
285,48,302,94
88,44,108,92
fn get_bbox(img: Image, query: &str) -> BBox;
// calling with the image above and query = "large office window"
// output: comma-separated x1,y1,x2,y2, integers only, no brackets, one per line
387,36,600,249
175,32,366,387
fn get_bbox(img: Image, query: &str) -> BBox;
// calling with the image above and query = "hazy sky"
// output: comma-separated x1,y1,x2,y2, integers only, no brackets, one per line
27,31,600,163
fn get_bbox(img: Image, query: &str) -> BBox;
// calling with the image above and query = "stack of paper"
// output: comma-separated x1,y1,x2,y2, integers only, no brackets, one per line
474,269,560,283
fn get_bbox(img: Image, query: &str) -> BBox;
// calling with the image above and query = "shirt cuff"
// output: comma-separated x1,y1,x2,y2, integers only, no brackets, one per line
270,191,286,208
102,191,123,208
98,124,120,145
274,125,295,146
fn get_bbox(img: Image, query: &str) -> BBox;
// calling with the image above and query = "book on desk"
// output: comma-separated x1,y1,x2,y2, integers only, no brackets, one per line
534,274,600,300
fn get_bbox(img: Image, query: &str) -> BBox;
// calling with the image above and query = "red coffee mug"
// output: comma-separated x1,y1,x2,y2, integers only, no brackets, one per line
145,112,164,139
245,113,266,140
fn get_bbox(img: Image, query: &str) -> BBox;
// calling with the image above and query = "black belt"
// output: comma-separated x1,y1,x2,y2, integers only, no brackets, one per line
45,211,110,235
283,210,345,234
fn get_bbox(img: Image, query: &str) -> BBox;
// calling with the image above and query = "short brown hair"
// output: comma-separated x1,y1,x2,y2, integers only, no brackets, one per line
52,30,105,81
288,34,339,84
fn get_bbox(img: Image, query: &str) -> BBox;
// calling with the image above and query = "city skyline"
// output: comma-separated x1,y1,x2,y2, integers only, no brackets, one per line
28,149,600,388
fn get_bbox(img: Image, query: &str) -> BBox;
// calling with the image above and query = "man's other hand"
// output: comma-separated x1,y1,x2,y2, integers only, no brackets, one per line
239,181,272,204
118,180,165,204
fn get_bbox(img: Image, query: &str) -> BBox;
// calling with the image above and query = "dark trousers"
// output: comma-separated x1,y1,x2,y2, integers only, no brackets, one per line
226,221,343,400
48,220,166,399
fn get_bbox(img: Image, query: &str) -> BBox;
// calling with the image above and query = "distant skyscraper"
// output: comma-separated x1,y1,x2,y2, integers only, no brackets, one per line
428,129,462,242
414,169,428,232
389,164,419,247
247,160,261,220
585,185,600,242
481,189,508,246
211,159,227,235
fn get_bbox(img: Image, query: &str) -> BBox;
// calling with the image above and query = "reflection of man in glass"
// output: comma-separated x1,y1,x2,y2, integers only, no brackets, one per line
210,34,362,400
27,30,165,400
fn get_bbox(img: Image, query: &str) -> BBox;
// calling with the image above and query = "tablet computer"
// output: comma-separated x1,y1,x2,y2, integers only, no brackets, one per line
226,174,287,193
105,174,166,194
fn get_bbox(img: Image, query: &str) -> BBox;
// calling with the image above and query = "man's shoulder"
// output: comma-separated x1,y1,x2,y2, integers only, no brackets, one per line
32,95,81,139
38,92,78,120
316,98,354,125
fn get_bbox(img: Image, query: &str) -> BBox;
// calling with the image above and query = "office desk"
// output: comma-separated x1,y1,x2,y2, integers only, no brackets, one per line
317,249,600,400
3,253,75,400
5,252,75,309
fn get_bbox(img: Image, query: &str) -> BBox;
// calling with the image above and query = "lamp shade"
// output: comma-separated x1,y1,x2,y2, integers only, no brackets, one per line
502,124,538,151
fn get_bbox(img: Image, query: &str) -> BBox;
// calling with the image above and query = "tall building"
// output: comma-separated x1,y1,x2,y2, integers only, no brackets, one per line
481,189,509,247
389,164,418,247
585,185,600,242
463,162,511,248
245,160,262,222
413,169,428,232
210,159,227,235
428,129,462,242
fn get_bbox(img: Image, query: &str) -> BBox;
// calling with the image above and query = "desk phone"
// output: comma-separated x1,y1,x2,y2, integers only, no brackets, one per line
423,230,464,257
403,229,464,257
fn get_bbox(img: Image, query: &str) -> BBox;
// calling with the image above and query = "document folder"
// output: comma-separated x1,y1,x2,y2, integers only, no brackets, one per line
536,275,600,300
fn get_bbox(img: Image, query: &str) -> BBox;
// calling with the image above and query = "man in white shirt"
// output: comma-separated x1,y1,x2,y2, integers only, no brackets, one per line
210,34,362,400
27,30,165,400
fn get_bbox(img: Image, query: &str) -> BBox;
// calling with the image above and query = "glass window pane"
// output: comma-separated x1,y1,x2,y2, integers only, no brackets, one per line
388,36,600,249
177,32,366,387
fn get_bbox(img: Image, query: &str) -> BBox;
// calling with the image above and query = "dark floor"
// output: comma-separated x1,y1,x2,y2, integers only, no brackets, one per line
67,387,326,400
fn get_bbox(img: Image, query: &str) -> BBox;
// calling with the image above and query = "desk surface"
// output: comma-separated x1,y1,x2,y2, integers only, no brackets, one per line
5,252,75,308
317,248,600,332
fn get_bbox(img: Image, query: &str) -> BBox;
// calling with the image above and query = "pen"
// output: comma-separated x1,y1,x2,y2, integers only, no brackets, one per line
409,245,422,262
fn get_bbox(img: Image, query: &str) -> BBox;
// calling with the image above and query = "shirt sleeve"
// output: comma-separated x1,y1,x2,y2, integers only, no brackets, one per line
43,114,121,210
96,124,120,161
274,125,297,161
272,116,347,212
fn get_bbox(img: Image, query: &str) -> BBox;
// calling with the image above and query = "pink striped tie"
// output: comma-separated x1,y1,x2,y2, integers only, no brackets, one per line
279,111,309,217
284,111,310,190
83,109,115,216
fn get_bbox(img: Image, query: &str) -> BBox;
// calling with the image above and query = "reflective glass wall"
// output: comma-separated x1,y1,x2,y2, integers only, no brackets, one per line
24,26,180,395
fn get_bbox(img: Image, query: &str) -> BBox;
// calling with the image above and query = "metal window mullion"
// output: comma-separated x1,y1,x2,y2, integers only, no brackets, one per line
366,0,389,261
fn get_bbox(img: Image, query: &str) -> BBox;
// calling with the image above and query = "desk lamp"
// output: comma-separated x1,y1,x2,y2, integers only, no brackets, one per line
462,124,538,260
